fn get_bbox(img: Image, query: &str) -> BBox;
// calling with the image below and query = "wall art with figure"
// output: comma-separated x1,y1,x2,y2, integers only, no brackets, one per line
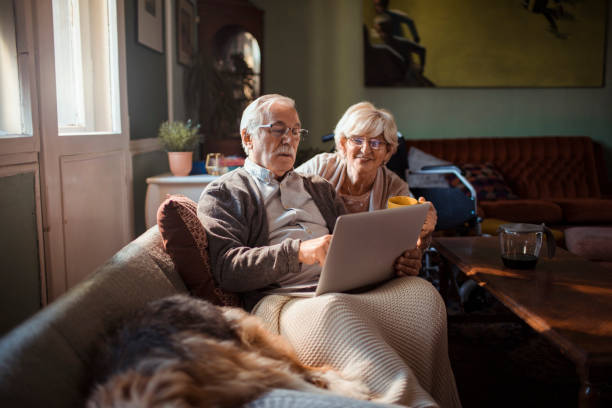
363,0,608,87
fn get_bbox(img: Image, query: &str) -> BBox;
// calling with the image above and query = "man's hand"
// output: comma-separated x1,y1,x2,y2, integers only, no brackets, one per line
298,234,332,266
394,246,423,277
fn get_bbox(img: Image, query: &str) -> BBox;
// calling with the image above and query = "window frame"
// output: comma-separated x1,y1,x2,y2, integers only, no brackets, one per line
0,0,40,155
52,0,122,136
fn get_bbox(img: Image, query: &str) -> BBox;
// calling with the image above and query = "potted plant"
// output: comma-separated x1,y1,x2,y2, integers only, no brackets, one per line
185,50,255,157
158,119,201,176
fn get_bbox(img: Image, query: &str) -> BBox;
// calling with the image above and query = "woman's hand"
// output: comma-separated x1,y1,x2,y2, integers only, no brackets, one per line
394,246,423,277
298,234,332,266
393,198,435,277
417,197,437,250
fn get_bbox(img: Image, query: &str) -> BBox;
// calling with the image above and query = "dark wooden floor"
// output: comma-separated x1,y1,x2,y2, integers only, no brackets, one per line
446,288,581,408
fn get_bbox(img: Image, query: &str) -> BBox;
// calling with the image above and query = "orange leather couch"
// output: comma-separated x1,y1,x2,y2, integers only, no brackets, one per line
405,136,612,227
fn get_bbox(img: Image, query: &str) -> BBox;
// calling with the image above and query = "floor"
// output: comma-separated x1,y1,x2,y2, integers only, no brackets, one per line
445,285,582,407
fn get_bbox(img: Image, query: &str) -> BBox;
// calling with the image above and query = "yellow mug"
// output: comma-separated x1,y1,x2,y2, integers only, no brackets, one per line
388,195,418,209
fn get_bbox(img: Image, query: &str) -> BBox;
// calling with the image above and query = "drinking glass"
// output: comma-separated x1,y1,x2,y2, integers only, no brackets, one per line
498,223,555,269
205,153,222,176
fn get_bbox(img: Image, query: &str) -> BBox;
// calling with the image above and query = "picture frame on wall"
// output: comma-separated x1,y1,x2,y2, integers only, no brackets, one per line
138,0,164,53
363,0,608,88
177,0,196,66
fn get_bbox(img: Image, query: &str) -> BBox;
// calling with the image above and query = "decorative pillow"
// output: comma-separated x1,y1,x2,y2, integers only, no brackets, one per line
157,195,241,307
449,162,519,201
406,147,451,188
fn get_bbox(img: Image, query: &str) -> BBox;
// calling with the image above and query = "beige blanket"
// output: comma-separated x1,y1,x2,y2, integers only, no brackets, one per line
253,277,461,408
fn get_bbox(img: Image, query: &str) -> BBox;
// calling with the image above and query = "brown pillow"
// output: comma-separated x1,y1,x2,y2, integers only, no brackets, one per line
157,195,241,307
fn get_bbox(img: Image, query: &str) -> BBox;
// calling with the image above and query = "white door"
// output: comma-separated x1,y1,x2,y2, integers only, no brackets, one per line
35,0,131,300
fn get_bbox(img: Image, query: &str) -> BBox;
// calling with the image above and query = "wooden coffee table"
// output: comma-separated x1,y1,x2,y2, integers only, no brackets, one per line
434,236,612,408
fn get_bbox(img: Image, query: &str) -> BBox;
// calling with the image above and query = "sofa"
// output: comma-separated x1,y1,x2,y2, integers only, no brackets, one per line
0,225,396,408
401,136,612,265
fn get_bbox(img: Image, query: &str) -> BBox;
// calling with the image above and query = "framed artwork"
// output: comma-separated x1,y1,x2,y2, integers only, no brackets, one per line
177,0,196,66
363,0,608,87
138,0,164,53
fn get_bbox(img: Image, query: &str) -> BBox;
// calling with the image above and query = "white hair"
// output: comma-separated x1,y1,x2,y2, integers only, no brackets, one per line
334,102,398,158
240,94,296,155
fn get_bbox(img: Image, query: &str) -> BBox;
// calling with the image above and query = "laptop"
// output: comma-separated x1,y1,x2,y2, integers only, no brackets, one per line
274,203,429,297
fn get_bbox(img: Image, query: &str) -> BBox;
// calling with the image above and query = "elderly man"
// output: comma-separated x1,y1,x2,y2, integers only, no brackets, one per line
197,94,461,407
197,94,422,310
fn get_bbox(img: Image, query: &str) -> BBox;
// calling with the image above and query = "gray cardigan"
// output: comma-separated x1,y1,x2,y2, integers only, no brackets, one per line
197,168,346,309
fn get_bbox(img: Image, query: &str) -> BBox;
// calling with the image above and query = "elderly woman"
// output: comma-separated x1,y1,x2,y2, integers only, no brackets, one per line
296,101,436,274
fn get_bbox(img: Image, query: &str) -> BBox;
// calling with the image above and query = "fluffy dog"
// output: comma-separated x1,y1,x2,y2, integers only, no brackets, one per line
87,294,369,407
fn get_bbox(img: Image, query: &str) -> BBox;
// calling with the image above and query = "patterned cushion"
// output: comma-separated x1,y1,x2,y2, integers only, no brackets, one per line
157,195,241,307
449,162,519,201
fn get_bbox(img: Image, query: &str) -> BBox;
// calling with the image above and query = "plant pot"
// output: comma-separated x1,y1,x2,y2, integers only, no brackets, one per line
168,151,193,177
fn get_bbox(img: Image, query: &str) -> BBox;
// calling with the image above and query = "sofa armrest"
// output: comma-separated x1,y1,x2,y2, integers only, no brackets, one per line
0,226,186,407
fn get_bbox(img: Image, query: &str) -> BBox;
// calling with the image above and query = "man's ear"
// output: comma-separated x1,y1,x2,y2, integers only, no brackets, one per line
241,129,251,150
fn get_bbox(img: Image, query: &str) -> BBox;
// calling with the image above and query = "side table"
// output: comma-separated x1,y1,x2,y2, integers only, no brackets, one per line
145,173,218,228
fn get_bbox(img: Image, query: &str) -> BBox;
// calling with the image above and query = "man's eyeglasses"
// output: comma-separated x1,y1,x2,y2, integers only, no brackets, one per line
258,123,309,139
347,136,387,150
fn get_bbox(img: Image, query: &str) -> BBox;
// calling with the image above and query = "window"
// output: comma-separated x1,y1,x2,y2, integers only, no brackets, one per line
0,0,33,138
52,0,121,135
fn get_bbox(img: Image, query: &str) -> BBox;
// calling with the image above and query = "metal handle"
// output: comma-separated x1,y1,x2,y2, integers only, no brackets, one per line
542,224,556,258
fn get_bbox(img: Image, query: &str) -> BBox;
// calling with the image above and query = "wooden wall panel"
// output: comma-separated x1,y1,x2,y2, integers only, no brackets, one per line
60,151,129,287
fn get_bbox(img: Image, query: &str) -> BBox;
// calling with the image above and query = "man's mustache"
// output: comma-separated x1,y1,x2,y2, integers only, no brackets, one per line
275,144,295,155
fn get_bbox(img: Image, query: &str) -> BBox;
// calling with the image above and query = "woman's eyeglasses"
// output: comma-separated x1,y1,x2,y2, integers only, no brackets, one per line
258,123,309,139
347,136,387,150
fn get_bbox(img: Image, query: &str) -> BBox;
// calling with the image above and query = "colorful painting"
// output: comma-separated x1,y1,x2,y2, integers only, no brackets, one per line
363,0,608,87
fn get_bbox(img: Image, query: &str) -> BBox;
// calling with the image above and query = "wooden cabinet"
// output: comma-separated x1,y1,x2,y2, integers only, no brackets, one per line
196,0,264,157
197,0,263,57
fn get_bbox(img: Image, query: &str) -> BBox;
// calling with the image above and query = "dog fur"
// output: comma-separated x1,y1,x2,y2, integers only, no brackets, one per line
87,294,369,407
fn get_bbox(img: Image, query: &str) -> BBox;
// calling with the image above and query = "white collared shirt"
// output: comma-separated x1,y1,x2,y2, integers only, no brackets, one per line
243,158,329,287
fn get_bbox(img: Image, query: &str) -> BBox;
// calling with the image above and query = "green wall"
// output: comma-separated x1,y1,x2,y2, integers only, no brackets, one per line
253,0,612,182
125,0,168,140
132,151,169,236
124,1,172,235
0,173,41,335
364,0,607,87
